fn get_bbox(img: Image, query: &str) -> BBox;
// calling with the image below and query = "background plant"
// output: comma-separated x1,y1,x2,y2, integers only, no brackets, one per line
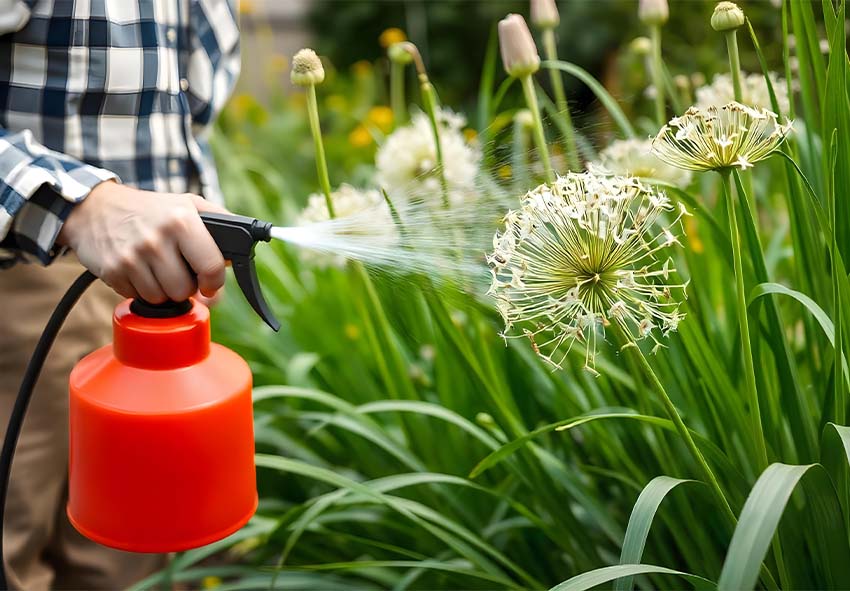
132,1,850,590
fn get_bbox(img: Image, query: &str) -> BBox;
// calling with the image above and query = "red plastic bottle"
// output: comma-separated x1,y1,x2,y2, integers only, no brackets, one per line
67,298,257,552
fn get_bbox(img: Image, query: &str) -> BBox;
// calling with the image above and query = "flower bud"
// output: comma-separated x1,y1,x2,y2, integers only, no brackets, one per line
530,0,560,28
638,0,669,26
514,109,535,130
291,48,325,87
629,36,652,57
711,2,745,31
388,42,414,65
498,14,541,77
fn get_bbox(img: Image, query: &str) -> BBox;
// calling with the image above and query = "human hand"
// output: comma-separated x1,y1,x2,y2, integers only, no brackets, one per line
57,181,229,303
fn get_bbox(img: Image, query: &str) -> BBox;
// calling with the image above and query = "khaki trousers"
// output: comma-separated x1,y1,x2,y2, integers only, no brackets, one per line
0,256,166,590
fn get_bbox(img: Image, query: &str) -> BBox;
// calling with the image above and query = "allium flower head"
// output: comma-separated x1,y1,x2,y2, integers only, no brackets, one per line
376,109,480,207
291,49,325,87
592,138,693,189
488,172,689,372
695,72,790,115
652,102,793,172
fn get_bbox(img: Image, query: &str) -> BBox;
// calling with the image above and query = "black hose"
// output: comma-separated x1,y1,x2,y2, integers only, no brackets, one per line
0,270,97,590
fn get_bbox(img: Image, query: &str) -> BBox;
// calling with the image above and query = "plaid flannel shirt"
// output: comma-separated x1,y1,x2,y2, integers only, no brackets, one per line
0,0,240,266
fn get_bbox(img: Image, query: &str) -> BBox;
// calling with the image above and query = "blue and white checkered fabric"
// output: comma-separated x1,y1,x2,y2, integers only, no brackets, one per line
0,0,240,265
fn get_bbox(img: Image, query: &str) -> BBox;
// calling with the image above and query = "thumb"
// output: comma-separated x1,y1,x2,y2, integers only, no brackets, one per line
188,194,230,215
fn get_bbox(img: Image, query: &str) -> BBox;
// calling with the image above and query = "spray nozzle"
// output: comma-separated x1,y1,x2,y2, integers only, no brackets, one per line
200,212,280,331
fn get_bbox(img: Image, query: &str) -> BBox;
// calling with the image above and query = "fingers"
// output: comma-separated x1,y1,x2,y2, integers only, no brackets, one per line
127,260,167,303
176,208,227,297
150,241,197,302
188,194,230,215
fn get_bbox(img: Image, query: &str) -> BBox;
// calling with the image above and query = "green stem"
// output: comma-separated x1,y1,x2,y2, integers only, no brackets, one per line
520,74,555,183
649,24,666,128
390,60,407,126
720,170,769,470
306,84,335,219
614,326,736,526
419,74,451,209
725,30,743,102
541,27,579,170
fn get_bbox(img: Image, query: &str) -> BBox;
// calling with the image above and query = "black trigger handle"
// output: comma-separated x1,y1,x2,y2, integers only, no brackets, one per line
199,212,281,332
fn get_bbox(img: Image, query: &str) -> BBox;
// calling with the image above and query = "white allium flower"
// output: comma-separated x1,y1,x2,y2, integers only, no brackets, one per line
695,72,791,115
297,184,395,268
652,102,793,172
488,172,689,372
592,138,693,189
376,109,481,207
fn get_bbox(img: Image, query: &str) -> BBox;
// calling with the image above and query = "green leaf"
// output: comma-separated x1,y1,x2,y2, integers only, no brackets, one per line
549,564,715,591
718,463,850,591
615,476,700,591
541,60,636,138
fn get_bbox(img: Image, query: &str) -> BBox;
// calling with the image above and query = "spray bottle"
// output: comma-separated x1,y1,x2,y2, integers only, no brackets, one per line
0,212,281,587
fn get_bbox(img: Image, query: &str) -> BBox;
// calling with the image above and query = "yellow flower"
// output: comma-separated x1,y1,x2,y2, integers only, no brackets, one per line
463,128,478,143
379,28,407,49
344,324,360,340
267,54,288,76
498,164,512,179
685,216,703,253
325,94,348,112
239,0,253,15
352,60,373,78
366,106,394,132
202,576,223,589
348,125,373,147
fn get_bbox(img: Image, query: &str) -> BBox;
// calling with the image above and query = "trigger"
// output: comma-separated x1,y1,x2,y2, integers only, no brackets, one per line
231,257,281,332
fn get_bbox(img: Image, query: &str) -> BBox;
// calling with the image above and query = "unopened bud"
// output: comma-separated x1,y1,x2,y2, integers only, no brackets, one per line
498,14,540,78
629,36,652,56
638,0,669,26
711,2,745,32
530,0,560,28
515,109,535,130
674,74,689,90
291,48,325,87
388,42,414,65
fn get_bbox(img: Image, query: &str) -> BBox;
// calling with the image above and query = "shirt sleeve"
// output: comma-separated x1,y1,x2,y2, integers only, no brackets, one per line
0,128,118,266
0,0,36,35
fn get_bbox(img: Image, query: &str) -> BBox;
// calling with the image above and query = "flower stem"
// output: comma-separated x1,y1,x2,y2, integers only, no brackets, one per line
541,27,579,170
520,74,555,183
614,327,736,526
649,24,666,129
725,30,743,102
419,74,451,209
390,60,407,126
720,170,768,470
306,84,335,219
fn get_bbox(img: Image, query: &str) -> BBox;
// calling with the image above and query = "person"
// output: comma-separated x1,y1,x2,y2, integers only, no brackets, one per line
0,1,241,588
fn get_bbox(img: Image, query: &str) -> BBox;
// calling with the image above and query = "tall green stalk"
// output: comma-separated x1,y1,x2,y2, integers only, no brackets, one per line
720,170,768,470
306,84,335,219
649,24,666,128
540,27,579,170
519,74,555,183
725,30,744,102
419,74,451,209
390,60,407,126
615,326,736,526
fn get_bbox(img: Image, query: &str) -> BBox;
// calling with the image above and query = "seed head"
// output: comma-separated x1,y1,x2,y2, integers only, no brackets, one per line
711,2,745,32
488,172,689,372
498,14,541,78
639,0,669,26
291,48,325,87
530,0,560,28
652,102,793,172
